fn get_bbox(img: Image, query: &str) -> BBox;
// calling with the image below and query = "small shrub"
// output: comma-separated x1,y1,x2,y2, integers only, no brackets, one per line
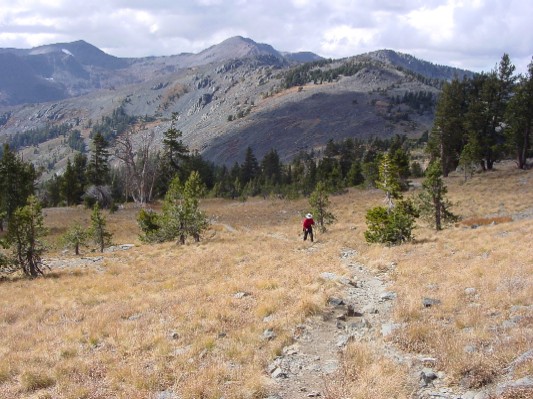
364,200,417,245
21,371,55,392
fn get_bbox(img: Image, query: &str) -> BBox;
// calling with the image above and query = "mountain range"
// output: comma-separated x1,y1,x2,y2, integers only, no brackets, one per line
0,36,473,170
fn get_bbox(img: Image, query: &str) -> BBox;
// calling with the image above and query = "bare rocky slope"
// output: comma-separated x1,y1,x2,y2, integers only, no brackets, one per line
0,36,471,170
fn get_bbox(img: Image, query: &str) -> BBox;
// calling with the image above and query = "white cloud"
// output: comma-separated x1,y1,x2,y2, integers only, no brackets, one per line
0,0,530,73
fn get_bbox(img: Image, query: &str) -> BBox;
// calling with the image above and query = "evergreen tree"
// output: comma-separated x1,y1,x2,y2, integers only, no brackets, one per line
86,133,110,186
376,153,402,211
89,203,112,252
346,160,364,186
428,78,468,176
5,195,47,277
157,172,209,244
0,144,37,231
61,223,89,255
182,171,209,242
241,147,260,185
364,155,417,245
61,158,82,205
162,112,189,178
308,181,335,233
505,58,533,169
260,149,282,186
418,160,458,230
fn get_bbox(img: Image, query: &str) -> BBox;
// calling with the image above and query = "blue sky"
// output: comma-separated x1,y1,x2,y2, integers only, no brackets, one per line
0,0,531,73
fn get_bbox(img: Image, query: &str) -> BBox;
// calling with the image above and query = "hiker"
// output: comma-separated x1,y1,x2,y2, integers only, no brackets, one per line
302,213,315,242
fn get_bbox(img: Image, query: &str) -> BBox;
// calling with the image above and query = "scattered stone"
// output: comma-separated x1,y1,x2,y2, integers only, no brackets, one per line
345,319,369,332
128,313,142,321
339,277,357,286
465,287,477,295
346,304,363,317
423,297,442,308
380,292,397,301
172,345,191,356
262,329,276,341
420,368,438,387
336,335,352,347
420,357,437,364
234,291,250,299
307,392,321,397
320,272,338,280
323,360,338,374
328,297,345,306
263,314,274,323
464,345,477,354
381,323,401,337
169,331,180,340
362,304,379,314
217,332,227,338
271,367,288,379
340,249,357,259
104,244,135,252
155,390,178,399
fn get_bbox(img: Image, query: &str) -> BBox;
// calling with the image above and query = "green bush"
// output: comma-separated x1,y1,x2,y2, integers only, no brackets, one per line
137,208,164,243
364,200,417,245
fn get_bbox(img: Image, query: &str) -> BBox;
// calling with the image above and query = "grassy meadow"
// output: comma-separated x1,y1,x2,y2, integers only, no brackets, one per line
0,162,532,398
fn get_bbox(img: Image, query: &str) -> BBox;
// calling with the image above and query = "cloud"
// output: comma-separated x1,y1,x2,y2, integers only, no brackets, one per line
0,0,530,73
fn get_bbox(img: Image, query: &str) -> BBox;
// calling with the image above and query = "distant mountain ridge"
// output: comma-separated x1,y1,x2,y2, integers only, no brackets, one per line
0,37,324,106
0,36,475,173
362,49,474,80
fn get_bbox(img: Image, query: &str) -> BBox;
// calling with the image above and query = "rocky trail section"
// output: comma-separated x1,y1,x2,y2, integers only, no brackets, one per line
267,248,399,398
266,249,530,399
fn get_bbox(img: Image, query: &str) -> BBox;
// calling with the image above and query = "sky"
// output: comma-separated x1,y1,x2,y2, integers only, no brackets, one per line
0,0,532,74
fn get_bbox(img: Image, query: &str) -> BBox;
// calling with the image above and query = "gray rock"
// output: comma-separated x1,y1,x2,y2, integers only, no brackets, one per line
465,287,477,295
320,272,338,280
464,345,477,353
422,297,441,307
172,345,191,356
420,368,438,387
380,291,397,301
155,390,179,399
381,323,401,337
234,291,250,299
328,297,345,306
262,329,276,340
169,331,180,340
362,304,379,314
271,367,287,379
336,335,352,347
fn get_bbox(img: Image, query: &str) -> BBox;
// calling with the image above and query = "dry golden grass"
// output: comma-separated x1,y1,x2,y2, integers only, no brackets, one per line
0,161,531,398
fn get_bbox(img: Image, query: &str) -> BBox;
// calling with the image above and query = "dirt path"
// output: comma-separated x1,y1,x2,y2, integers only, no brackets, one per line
267,248,399,398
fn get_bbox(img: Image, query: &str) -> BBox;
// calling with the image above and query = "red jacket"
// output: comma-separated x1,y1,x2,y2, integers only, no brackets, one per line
303,218,315,230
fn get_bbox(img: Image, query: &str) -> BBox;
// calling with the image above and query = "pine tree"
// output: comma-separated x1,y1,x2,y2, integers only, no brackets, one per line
61,223,89,255
86,133,110,186
376,153,401,211
418,160,458,230
89,203,112,252
0,144,37,231
364,155,417,245
5,195,47,277
505,58,533,169
157,172,208,244
428,78,468,176
241,147,260,185
61,159,82,205
309,181,335,233
162,112,189,177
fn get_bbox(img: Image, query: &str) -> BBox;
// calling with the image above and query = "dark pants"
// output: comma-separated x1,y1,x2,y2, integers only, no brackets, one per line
303,227,313,242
